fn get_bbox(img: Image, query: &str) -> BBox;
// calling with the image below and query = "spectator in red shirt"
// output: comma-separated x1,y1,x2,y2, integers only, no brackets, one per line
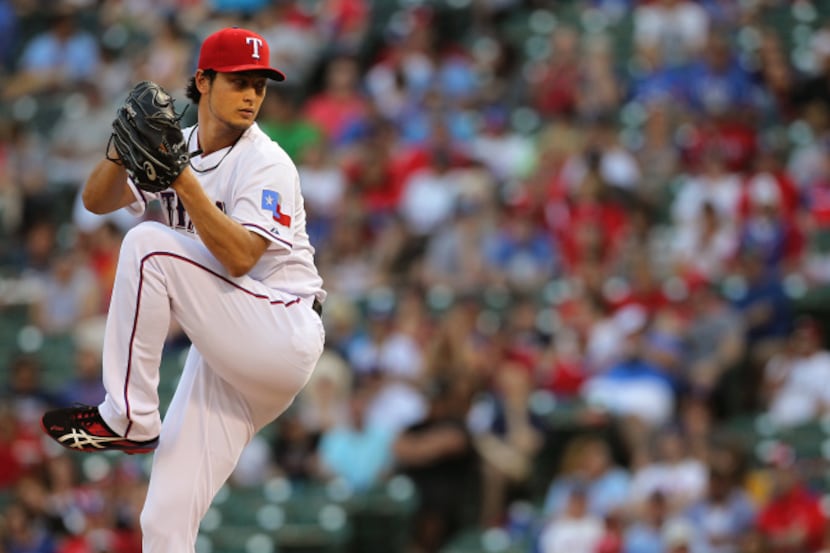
737,148,800,222
800,149,830,230
0,402,24,488
546,149,629,276
537,327,589,398
341,120,428,220
681,111,759,174
756,446,828,553
316,0,369,52
303,55,371,146
79,220,123,312
528,25,582,119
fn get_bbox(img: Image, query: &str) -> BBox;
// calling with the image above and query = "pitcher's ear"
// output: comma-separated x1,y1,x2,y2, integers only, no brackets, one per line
195,69,211,93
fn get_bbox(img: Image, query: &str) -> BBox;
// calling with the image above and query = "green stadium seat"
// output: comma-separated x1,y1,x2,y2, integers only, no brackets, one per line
335,476,418,553
441,526,531,553
0,304,30,364
202,481,352,553
200,525,277,553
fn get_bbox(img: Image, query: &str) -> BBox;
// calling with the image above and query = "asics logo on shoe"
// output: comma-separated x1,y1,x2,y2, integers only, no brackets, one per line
57,429,128,450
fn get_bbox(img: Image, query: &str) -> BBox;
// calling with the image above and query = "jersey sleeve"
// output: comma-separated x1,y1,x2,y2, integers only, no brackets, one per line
229,160,298,251
124,176,158,217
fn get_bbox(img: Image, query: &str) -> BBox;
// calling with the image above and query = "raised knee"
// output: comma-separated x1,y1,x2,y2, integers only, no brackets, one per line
120,222,171,257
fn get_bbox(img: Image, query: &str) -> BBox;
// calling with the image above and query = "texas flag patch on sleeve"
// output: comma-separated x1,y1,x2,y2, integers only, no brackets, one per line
261,189,292,227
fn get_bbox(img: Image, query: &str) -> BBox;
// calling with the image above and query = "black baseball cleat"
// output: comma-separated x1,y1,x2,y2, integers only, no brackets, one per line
41,405,159,455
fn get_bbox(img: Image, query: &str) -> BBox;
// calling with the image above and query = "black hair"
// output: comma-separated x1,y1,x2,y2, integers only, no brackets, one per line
185,69,216,104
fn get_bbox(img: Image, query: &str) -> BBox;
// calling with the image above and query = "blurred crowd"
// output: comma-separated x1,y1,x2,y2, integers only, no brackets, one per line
2,0,830,552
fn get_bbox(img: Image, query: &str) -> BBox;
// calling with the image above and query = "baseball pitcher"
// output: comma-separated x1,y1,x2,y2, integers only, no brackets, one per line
40,27,326,552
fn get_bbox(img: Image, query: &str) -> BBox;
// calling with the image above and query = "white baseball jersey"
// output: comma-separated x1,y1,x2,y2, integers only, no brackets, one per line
126,122,325,301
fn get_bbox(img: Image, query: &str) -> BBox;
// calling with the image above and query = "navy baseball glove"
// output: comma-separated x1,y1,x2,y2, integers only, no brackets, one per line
108,81,192,193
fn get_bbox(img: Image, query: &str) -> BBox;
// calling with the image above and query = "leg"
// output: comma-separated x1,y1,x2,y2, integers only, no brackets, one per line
138,349,232,551
97,221,323,440
141,346,313,552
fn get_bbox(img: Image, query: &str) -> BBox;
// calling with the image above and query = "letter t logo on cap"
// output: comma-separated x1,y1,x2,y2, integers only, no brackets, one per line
245,36,263,60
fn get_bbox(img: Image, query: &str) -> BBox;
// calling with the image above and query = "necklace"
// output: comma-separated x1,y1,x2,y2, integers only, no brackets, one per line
186,125,242,174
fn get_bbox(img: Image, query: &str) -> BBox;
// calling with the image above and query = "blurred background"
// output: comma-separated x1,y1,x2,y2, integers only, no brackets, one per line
1,0,830,552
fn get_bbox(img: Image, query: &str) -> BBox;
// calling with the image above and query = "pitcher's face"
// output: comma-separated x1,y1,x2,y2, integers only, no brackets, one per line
198,70,268,132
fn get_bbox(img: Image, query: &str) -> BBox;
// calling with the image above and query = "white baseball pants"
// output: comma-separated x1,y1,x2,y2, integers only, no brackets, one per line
96,221,324,553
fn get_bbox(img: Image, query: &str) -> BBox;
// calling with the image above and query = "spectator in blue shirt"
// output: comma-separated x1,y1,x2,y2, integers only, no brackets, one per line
728,249,793,347
484,203,558,294
684,464,756,553
542,435,631,519
681,32,759,116
0,0,17,72
5,9,100,99
727,249,793,410
315,379,395,492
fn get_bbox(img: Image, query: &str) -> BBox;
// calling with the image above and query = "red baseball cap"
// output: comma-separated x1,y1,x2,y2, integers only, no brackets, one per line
197,27,285,81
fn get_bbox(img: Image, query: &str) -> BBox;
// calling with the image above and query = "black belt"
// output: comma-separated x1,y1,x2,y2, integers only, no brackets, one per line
312,298,322,317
